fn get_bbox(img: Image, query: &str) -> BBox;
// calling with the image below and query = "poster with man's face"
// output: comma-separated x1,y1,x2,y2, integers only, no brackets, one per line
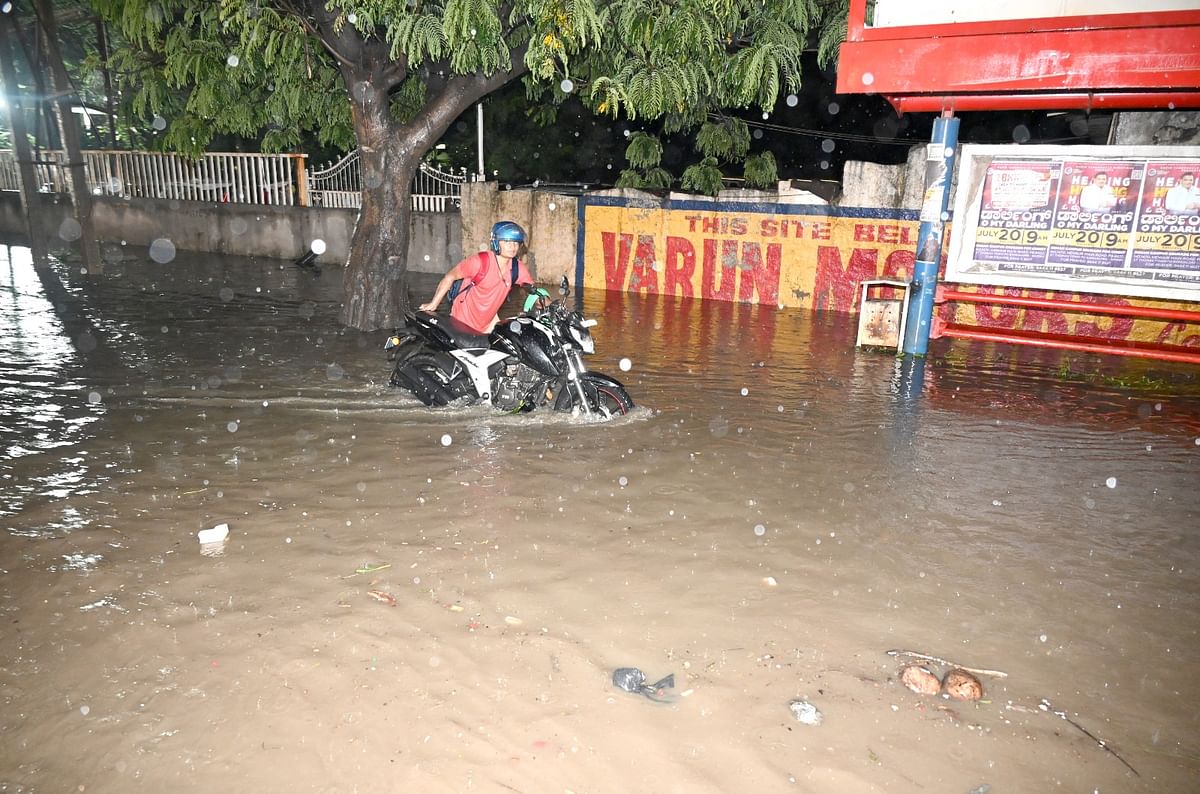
1058,161,1140,215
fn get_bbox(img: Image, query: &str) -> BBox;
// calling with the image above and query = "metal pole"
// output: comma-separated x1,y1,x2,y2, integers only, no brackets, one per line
476,102,485,180
902,110,959,356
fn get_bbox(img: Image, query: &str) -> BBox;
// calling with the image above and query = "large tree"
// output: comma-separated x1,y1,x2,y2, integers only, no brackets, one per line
89,0,832,331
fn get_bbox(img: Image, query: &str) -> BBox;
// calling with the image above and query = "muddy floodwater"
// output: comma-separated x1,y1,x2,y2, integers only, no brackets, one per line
2,245,1199,793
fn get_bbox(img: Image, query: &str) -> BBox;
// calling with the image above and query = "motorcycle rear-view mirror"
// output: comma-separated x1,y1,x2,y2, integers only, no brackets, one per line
559,275,571,297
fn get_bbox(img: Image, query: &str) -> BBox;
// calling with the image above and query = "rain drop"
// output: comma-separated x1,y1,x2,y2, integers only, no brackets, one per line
740,387,749,396
753,524,765,537
310,239,327,255
560,79,574,93
226,53,240,68
219,287,234,302
79,705,90,716
1012,124,1031,143
227,421,238,433
87,391,102,405
862,72,875,86
347,12,357,23
440,434,452,446
761,112,769,120
1105,477,1117,489
149,238,176,264
618,476,628,487
152,114,167,131
619,358,632,372
58,217,82,242
548,202,557,211
785,94,799,107
827,101,840,115
821,139,835,153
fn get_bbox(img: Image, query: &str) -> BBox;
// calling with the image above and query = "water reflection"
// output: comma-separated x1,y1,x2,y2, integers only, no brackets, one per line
0,246,98,527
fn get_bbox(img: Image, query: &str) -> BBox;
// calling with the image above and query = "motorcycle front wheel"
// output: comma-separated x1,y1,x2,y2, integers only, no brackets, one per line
556,373,634,419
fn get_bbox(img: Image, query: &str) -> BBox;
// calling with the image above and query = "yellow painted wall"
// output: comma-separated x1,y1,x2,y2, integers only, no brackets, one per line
578,196,1200,347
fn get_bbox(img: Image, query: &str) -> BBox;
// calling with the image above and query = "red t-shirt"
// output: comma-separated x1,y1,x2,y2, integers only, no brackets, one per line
450,250,533,332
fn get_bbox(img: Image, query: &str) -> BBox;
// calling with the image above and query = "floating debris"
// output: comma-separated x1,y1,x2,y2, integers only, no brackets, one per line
788,698,823,726
942,669,984,701
900,665,942,696
366,590,397,607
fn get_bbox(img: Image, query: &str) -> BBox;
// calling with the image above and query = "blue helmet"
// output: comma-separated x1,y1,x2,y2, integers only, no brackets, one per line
490,221,526,253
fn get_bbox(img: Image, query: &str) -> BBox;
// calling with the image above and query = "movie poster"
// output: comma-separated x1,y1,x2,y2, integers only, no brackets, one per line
947,145,1200,301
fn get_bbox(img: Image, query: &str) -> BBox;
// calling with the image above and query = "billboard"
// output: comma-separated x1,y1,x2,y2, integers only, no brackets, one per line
946,145,1200,301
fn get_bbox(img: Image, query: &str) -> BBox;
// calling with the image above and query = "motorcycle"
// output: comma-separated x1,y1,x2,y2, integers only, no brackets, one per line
384,284,634,419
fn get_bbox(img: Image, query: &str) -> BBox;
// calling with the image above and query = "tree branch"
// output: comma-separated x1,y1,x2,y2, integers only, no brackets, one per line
271,0,356,70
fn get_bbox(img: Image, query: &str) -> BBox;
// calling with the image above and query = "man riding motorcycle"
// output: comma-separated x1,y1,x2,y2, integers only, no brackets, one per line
418,221,533,333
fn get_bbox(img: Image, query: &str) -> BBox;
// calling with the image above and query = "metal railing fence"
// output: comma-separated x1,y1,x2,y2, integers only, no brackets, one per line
0,148,465,211
307,149,467,211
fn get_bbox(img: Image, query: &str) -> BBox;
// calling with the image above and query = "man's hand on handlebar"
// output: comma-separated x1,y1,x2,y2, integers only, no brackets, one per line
523,286,552,312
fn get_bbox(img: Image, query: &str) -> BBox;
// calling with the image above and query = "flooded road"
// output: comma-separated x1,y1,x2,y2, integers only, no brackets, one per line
2,244,1199,793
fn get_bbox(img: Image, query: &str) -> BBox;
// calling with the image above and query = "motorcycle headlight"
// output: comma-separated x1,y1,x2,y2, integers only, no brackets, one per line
570,325,595,354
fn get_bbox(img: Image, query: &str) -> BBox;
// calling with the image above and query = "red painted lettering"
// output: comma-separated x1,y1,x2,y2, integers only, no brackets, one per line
664,236,696,297
882,249,914,281
628,234,659,294
813,246,880,312
702,239,738,301
736,242,781,305
973,285,1020,327
601,231,633,292
1019,301,1070,335
1074,294,1133,340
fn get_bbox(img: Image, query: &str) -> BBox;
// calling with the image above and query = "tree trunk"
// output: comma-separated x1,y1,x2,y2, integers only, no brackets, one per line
315,4,529,331
34,0,103,275
338,76,425,332
0,14,50,268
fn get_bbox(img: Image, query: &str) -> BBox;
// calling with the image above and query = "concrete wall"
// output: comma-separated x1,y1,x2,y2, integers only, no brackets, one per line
1,192,460,275
1109,110,1200,146
840,144,948,211
459,181,579,284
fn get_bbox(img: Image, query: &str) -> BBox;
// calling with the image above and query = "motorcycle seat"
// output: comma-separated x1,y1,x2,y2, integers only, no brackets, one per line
415,311,491,350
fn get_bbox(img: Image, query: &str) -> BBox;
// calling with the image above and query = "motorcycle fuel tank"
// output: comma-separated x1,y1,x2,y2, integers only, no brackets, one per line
493,319,560,376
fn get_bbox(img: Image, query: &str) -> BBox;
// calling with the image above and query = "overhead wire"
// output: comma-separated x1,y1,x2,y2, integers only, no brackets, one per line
717,113,1091,147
